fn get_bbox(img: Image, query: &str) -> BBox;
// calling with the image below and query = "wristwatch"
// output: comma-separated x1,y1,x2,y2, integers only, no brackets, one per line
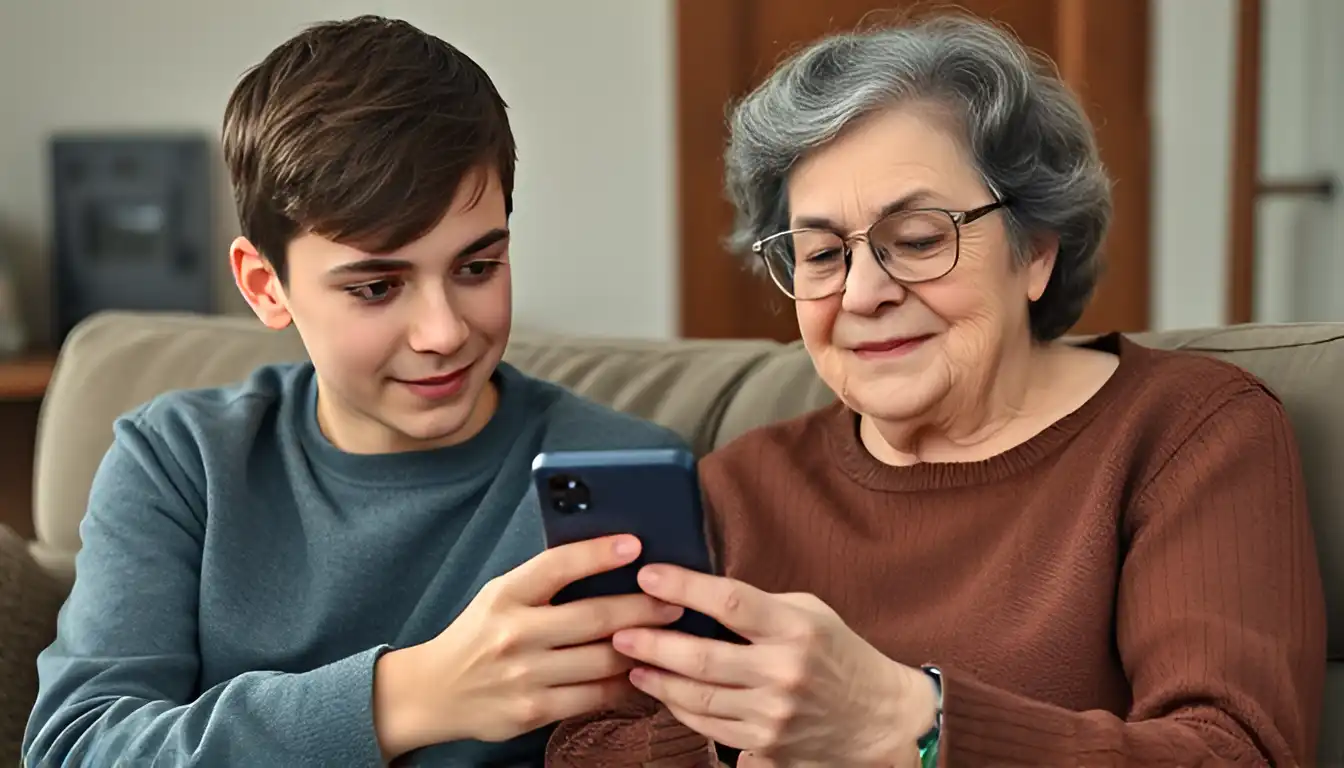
916,665,943,767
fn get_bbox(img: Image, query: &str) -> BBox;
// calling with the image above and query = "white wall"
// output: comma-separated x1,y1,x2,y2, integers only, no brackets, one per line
0,0,677,345
1255,0,1344,323
1151,0,1344,328
1149,0,1236,330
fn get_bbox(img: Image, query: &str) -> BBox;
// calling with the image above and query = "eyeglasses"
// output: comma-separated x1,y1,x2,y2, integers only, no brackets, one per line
750,201,1006,300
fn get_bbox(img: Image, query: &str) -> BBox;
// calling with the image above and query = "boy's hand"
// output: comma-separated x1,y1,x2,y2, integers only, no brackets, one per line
374,534,682,757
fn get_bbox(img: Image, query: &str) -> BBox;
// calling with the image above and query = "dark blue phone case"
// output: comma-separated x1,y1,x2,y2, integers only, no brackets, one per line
531,447,723,639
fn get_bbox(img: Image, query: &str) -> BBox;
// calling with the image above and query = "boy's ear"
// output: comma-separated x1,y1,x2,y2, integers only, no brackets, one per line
230,237,292,330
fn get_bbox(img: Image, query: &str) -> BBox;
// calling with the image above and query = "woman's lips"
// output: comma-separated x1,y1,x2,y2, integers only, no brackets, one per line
851,334,934,359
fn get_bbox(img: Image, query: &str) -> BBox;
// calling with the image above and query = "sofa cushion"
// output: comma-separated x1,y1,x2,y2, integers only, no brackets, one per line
501,334,777,456
713,341,835,448
1324,666,1344,765
31,313,308,579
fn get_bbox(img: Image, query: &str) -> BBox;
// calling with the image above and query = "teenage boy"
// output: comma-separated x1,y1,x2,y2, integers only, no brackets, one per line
24,15,686,767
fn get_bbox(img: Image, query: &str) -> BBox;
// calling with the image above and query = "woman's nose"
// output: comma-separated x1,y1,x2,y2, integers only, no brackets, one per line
840,240,906,315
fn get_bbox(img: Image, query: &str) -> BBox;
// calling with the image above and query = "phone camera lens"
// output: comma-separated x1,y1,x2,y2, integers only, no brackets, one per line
546,475,590,513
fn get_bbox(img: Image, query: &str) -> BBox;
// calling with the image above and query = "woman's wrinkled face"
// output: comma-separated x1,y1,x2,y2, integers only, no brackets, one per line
786,106,1054,423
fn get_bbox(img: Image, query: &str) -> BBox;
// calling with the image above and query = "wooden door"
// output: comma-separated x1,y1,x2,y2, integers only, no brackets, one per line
677,0,1151,341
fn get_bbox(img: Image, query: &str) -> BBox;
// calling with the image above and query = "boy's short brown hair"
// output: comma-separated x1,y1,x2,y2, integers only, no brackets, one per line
222,15,516,280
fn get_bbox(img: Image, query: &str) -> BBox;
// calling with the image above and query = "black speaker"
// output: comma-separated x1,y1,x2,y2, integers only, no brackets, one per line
49,134,214,345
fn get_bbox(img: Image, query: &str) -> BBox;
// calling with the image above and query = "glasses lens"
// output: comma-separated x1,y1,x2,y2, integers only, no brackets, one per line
761,229,846,299
869,210,958,282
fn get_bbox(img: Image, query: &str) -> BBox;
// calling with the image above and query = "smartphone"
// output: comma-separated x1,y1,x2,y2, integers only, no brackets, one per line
530,447,722,639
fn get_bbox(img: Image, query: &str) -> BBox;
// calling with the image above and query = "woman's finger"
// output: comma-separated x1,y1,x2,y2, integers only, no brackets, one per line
636,566,792,641
629,666,759,720
612,627,773,687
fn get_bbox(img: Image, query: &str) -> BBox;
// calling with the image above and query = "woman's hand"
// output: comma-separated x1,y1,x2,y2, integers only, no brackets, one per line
611,565,935,767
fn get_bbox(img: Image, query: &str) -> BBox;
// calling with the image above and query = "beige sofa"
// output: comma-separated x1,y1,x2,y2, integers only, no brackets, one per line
2,311,1341,764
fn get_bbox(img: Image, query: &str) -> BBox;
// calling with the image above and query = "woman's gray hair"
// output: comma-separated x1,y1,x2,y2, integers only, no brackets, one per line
724,14,1112,341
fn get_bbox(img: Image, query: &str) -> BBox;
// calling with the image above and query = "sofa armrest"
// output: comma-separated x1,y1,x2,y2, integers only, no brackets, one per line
0,524,65,763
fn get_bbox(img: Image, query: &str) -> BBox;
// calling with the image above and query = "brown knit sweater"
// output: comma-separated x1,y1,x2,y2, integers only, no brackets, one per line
546,335,1327,766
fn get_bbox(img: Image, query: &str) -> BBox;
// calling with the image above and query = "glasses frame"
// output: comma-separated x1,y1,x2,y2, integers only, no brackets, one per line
750,200,1006,300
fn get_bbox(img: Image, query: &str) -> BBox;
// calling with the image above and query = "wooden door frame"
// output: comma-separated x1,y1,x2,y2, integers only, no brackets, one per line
1228,0,1261,324
1056,0,1151,336
675,0,1151,340
675,0,755,340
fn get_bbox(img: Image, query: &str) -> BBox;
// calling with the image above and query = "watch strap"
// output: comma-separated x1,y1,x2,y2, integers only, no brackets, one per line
916,665,943,767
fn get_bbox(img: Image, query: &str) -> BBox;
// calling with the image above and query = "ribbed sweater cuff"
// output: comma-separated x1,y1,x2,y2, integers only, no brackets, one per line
938,666,1275,766
939,665,1084,765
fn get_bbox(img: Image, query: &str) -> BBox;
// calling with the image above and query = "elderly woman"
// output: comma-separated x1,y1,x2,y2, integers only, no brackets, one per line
547,13,1327,768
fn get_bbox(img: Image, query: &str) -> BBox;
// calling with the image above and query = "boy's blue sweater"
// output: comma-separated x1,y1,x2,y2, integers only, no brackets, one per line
24,361,685,767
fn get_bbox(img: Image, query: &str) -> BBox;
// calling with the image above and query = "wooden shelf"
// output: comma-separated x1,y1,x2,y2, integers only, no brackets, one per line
0,353,56,400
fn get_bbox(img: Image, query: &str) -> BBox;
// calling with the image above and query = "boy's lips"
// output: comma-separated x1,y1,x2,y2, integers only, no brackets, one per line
394,364,473,400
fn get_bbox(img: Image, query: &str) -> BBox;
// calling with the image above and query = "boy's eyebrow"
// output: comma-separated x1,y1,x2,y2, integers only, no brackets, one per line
328,258,415,276
327,228,511,276
457,228,510,258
